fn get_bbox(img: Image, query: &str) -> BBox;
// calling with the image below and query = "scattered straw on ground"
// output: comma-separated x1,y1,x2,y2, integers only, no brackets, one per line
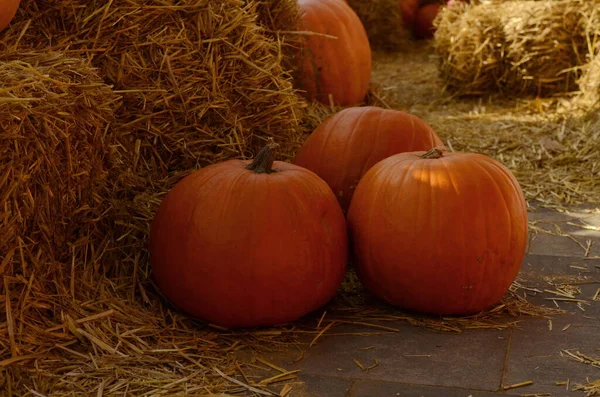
561,350,600,396
315,270,566,336
346,0,412,51
434,0,600,98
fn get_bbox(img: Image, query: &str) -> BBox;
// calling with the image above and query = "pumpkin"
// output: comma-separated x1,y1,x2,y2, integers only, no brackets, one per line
149,140,348,328
0,0,20,32
296,0,372,106
399,0,420,27
347,148,528,315
292,106,443,213
414,4,441,39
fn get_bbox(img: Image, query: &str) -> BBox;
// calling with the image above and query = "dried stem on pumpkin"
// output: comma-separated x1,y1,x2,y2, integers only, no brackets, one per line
246,138,280,174
421,146,447,159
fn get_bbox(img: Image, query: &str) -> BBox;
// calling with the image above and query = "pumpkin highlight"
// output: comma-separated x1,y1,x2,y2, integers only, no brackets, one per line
347,149,528,315
150,141,348,328
293,106,443,213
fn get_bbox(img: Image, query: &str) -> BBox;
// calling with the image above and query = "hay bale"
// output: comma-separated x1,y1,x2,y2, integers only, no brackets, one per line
1,0,306,170
434,0,600,97
0,52,118,276
346,0,412,51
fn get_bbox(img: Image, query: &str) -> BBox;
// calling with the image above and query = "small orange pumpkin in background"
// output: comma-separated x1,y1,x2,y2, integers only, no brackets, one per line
347,148,528,315
399,0,420,27
0,0,20,32
293,106,443,213
414,3,442,39
149,140,348,328
296,0,372,106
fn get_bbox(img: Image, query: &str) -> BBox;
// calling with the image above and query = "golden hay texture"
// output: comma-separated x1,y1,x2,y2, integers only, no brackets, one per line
577,43,600,110
1,0,306,169
0,52,119,277
346,0,412,51
434,0,600,97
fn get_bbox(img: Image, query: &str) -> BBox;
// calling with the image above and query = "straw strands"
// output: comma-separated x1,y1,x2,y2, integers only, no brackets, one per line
0,52,119,279
434,0,600,98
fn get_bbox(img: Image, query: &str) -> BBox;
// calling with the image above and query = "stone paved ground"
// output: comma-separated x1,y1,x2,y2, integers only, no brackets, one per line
261,206,600,397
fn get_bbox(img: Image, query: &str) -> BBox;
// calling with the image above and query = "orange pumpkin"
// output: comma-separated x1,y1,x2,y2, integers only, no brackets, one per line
399,0,420,27
293,106,443,213
347,148,528,315
0,0,20,32
296,0,372,106
414,4,441,39
149,140,348,328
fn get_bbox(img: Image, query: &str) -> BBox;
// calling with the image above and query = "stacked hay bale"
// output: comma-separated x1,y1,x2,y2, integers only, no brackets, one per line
434,0,600,98
0,53,118,279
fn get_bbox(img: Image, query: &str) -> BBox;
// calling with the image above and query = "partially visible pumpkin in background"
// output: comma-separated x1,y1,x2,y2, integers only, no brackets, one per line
347,148,529,316
414,3,442,39
293,106,443,213
399,0,420,27
150,140,348,328
296,0,372,106
0,0,20,32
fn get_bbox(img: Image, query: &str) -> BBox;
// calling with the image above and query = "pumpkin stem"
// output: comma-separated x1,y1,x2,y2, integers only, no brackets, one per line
421,146,447,159
246,138,279,174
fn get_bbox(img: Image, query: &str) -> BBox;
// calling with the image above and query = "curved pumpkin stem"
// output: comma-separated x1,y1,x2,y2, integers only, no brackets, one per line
421,146,447,159
246,138,279,174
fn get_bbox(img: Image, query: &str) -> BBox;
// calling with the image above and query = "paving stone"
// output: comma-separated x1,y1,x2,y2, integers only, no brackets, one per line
528,209,600,257
289,375,354,397
280,323,509,391
517,254,600,318
503,317,600,396
504,254,600,396
348,380,506,397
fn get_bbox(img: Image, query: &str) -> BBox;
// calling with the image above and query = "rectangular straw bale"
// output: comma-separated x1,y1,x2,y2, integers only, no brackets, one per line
434,0,600,97
0,52,119,277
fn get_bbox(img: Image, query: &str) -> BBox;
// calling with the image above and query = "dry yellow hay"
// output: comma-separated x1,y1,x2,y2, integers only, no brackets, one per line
577,39,600,110
346,0,412,51
434,0,600,97
0,52,119,279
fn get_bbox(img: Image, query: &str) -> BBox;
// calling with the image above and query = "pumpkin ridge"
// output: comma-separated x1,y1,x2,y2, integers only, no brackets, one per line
440,157,469,306
341,107,372,195
474,157,527,292
468,158,520,310
358,107,384,178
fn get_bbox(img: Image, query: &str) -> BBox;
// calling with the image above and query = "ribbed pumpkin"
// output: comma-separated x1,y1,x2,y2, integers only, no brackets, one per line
0,0,20,31
149,141,348,328
293,106,443,213
347,148,528,315
296,0,372,106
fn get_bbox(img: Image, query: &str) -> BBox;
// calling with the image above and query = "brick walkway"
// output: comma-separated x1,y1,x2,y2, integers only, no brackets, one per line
266,206,600,397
